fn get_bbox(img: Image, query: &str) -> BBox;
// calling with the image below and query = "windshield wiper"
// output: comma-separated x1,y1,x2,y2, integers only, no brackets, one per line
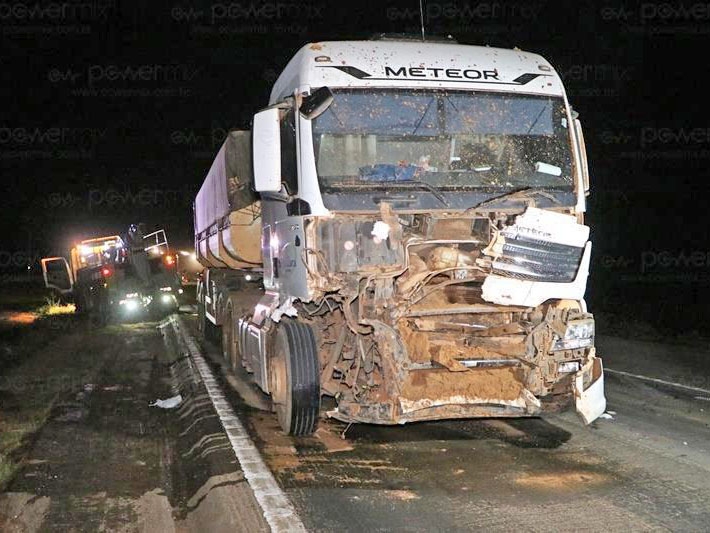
336,179,449,207
465,187,561,213
386,180,449,207
526,101,550,134
411,97,435,135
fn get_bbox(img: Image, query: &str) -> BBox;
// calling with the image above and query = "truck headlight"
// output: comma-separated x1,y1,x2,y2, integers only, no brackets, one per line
552,318,594,351
119,299,139,312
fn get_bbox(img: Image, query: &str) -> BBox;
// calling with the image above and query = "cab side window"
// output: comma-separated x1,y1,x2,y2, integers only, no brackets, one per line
280,108,298,194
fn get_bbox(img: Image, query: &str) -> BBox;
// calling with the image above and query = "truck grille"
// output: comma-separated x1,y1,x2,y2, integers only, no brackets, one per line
491,235,584,283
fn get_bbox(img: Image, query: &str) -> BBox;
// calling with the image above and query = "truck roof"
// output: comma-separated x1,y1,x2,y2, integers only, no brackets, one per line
270,40,564,103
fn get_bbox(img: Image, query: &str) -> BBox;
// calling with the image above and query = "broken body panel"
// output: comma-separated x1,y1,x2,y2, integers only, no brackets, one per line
299,207,603,424
196,40,605,433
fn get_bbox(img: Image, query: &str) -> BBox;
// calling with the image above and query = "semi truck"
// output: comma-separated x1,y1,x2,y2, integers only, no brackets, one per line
195,38,606,436
41,226,181,323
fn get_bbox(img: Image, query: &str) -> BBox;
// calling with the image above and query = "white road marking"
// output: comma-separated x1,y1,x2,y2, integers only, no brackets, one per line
205,310,217,324
170,316,306,533
606,368,710,396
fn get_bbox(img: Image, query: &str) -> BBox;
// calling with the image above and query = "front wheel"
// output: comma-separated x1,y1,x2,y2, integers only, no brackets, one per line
270,320,320,436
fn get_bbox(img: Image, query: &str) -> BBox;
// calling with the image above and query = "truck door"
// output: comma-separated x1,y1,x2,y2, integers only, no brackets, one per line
40,257,74,294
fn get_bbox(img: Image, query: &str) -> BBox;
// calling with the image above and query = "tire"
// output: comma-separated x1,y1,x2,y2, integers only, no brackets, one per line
197,302,207,336
221,306,236,366
74,289,85,314
208,321,221,344
270,320,320,436
89,290,109,328
199,302,218,342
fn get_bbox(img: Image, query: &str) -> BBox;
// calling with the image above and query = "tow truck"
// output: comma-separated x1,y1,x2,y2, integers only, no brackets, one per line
41,226,181,324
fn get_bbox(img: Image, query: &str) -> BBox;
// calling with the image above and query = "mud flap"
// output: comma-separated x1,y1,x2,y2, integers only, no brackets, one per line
575,357,606,424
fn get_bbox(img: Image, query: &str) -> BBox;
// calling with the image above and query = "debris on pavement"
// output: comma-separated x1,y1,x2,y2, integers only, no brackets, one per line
149,394,182,409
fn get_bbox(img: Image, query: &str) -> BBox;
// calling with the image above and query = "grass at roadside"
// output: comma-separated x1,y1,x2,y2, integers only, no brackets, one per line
0,406,53,490
36,297,75,316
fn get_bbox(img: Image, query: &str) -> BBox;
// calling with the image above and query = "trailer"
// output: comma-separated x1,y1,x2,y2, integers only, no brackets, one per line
196,38,606,435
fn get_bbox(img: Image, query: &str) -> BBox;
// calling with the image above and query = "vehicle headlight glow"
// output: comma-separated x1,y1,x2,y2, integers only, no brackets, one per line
161,294,173,304
558,361,581,373
119,299,139,311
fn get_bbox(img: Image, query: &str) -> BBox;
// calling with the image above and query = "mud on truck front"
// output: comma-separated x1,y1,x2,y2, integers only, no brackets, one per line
299,204,605,427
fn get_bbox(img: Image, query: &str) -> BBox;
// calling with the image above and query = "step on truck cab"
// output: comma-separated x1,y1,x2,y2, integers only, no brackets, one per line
195,38,606,435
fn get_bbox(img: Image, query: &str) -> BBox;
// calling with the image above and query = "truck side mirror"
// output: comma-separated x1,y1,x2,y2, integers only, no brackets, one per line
253,107,282,192
574,118,590,195
299,87,333,120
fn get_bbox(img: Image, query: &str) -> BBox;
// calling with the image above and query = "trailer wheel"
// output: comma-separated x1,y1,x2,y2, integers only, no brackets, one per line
198,302,219,342
221,306,236,366
208,322,221,344
197,302,207,336
270,320,320,436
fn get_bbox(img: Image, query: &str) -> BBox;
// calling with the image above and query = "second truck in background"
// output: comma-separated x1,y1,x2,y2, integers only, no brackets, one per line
41,226,182,323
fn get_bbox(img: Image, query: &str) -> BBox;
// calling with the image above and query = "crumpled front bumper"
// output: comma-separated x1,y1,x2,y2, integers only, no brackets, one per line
574,356,606,424
327,389,543,425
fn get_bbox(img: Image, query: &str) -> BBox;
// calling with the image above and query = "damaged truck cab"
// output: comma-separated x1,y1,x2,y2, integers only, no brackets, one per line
196,39,606,435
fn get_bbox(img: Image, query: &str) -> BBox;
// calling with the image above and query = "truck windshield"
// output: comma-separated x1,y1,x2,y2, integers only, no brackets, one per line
311,89,573,191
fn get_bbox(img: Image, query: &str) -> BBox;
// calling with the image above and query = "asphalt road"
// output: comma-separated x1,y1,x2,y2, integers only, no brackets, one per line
189,315,710,532
3,312,710,532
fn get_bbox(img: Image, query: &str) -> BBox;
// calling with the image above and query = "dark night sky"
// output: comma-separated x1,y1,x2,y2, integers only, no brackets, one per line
2,0,710,329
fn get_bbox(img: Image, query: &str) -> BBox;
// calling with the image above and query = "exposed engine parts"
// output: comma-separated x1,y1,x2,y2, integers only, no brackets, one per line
290,207,600,425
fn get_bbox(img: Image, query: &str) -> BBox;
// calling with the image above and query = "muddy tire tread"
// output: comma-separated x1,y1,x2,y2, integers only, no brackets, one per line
283,320,319,436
